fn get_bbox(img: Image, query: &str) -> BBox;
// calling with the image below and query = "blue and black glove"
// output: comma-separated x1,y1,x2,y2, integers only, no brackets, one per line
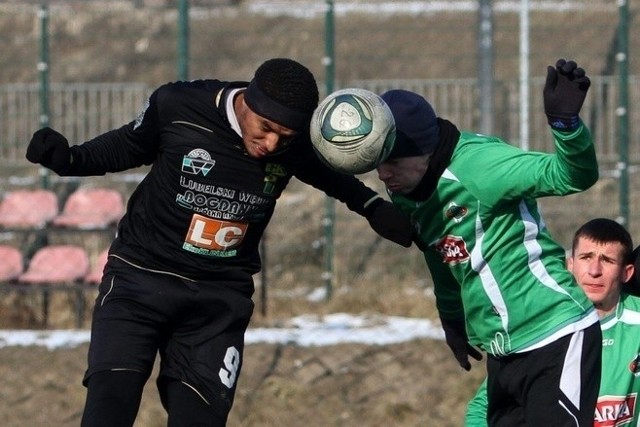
543,58,591,131
364,197,414,248
440,315,483,371
26,127,72,175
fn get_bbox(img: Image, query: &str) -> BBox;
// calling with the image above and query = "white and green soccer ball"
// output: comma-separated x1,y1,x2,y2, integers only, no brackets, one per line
310,88,396,175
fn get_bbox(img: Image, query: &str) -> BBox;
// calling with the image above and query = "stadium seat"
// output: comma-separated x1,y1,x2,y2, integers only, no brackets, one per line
17,245,91,328
52,187,125,230
84,248,109,285
19,245,90,284
0,245,24,282
0,189,59,229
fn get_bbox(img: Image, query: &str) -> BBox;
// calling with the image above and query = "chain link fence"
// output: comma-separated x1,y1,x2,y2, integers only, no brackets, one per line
0,0,637,317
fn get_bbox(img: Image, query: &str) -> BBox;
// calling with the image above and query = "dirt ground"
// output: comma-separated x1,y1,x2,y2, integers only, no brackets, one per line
0,338,486,427
0,174,486,427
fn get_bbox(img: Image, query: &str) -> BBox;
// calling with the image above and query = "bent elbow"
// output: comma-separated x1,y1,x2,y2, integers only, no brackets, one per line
574,166,599,192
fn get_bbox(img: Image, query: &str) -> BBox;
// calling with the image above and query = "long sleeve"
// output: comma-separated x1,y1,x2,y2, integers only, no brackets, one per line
64,90,162,176
293,147,380,217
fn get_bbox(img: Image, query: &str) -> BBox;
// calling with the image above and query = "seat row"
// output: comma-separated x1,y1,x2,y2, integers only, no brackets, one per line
0,244,108,285
0,244,110,328
0,187,125,230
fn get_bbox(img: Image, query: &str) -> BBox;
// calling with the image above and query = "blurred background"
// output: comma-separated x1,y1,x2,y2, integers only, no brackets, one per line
0,0,637,328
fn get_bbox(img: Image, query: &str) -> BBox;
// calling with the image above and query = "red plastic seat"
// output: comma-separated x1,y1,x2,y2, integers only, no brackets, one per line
53,187,125,230
18,245,90,284
16,245,91,328
84,248,109,285
0,245,24,281
0,189,59,229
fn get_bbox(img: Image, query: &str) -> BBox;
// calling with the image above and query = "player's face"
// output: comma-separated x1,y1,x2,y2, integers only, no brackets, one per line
236,95,297,159
567,237,634,316
376,155,431,194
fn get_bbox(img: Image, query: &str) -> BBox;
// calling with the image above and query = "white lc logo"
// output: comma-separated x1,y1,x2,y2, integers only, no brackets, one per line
185,214,248,251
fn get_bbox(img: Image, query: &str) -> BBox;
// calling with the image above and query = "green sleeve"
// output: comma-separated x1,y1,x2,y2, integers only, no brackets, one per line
465,378,489,427
453,124,598,206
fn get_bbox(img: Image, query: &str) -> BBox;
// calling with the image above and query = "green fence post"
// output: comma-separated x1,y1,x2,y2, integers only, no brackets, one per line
322,0,335,300
177,0,189,81
38,3,50,189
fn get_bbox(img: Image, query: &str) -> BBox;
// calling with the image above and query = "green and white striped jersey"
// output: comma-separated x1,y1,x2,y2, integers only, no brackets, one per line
465,293,640,427
595,293,640,427
391,125,599,356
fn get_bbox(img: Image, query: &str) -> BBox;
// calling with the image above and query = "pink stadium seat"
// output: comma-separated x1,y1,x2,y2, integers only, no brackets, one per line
53,187,125,230
16,245,91,328
84,248,109,285
18,245,90,284
0,189,59,229
0,245,24,281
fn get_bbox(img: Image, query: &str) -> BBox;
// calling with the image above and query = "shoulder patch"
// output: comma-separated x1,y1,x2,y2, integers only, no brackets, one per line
445,202,468,223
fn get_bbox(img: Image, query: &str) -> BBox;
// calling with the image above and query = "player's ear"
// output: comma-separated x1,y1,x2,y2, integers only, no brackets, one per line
566,255,574,272
623,264,635,286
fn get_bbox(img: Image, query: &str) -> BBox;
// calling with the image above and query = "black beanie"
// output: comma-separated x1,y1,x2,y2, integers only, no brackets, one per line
244,58,319,132
381,89,439,159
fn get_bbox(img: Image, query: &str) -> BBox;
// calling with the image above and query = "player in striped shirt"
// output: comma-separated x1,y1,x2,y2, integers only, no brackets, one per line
466,218,640,427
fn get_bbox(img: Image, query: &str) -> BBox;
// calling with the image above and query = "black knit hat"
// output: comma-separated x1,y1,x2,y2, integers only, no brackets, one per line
381,89,440,159
244,58,319,132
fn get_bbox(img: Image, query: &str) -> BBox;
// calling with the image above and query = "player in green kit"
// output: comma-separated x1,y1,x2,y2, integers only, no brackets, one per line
375,59,600,425
466,218,640,426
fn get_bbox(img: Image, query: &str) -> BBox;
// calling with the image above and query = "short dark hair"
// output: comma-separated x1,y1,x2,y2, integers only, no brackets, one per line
572,218,634,264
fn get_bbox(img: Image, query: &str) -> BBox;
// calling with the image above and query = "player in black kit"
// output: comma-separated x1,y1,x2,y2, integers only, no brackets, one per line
26,58,414,426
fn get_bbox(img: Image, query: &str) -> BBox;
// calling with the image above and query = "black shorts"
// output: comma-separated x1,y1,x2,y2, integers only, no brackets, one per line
83,256,255,414
486,322,602,427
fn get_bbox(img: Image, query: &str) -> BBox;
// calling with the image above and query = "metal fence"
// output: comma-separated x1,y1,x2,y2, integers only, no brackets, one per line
354,75,640,166
2,75,637,233
0,82,149,161
2,75,638,166
0,0,637,314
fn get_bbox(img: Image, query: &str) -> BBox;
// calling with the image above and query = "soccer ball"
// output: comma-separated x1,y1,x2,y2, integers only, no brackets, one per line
310,88,396,175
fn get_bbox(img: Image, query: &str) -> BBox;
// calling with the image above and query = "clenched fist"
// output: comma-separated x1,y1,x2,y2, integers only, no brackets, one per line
26,127,71,175
543,59,591,131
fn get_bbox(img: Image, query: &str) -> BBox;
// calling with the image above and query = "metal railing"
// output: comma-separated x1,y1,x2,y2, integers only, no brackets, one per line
0,82,150,161
3,76,636,166
353,75,640,166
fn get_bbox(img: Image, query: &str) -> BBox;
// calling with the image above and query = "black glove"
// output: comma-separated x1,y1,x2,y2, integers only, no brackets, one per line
363,197,414,248
440,316,483,371
543,58,591,131
26,127,72,175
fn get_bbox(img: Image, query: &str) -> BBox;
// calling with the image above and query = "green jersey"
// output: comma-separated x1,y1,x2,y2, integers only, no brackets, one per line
595,293,640,427
391,125,599,356
465,293,640,427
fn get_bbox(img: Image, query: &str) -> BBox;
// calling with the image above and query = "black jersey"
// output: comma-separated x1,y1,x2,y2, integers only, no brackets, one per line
63,79,379,283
